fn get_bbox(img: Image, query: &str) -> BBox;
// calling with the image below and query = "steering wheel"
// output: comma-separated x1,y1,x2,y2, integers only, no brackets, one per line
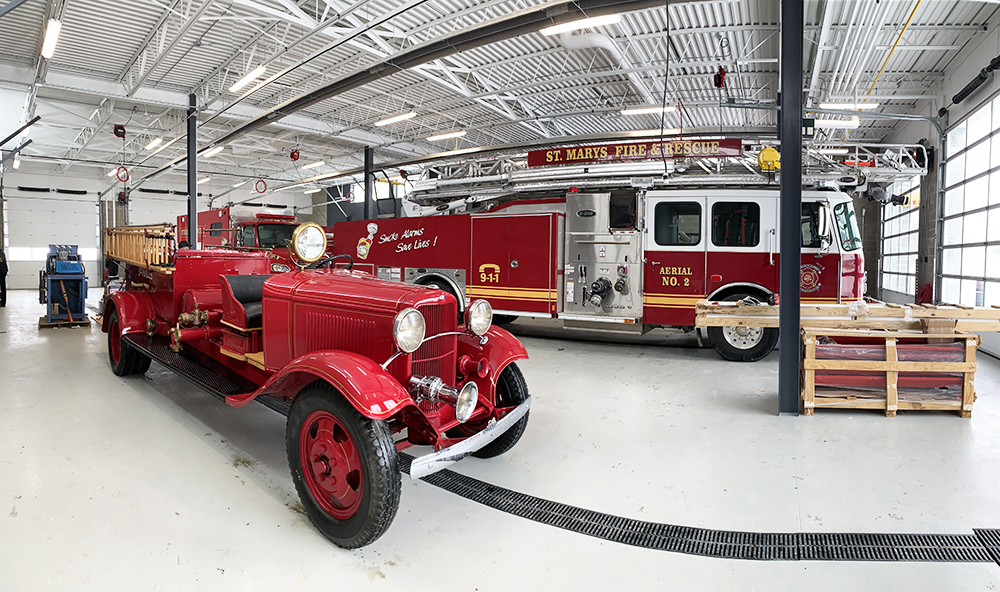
305,253,354,270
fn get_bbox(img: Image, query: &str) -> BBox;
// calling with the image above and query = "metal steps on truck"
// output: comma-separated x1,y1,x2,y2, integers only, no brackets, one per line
123,334,291,415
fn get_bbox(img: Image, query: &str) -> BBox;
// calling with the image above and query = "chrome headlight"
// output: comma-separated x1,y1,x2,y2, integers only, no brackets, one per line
465,299,492,336
455,381,478,423
393,308,425,353
270,263,291,273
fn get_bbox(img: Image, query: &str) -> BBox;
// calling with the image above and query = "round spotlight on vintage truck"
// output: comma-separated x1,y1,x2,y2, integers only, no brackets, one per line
455,381,478,423
291,222,327,263
393,308,425,353
465,299,493,335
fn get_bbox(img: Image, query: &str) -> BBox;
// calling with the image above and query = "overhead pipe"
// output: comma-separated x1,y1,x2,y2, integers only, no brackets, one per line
845,0,892,99
558,32,658,104
838,0,882,96
136,0,669,186
866,0,922,96
827,0,867,95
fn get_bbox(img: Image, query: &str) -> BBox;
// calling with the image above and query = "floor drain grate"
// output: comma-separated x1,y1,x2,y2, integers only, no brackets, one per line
399,453,995,563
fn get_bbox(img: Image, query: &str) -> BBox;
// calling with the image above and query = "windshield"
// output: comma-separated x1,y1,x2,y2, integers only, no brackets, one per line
256,223,295,249
833,202,862,251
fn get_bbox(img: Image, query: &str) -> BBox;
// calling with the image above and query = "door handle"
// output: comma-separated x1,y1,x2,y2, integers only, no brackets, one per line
510,259,519,269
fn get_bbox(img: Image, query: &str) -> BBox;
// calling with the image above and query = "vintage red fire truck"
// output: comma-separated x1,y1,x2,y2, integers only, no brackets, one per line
176,206,307,272
101,222,531,548
331,138,927,362
333,189,863,362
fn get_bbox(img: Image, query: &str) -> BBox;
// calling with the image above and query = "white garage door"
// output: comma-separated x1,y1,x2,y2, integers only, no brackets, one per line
3,192,100,290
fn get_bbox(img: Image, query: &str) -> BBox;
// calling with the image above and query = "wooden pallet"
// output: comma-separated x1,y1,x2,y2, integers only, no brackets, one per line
801,328,979,418
38,316,92,329
695,300,1000,332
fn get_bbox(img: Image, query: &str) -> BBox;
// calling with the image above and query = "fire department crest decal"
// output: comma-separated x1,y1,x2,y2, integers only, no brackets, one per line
357,222,378,260
800,263,823,293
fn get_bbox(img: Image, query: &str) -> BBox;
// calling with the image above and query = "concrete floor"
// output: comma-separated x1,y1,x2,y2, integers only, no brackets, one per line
2,288,1000,591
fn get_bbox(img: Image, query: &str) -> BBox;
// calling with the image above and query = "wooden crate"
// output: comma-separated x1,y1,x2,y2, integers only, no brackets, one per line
695,300,1000,332
801,328,979,418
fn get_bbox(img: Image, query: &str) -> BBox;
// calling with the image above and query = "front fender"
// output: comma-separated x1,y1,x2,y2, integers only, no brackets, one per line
228,350,416,421
102,291,157,335
458,325,528,390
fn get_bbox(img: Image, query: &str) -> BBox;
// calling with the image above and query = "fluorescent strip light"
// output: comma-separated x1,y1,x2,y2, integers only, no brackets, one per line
151,137,179,155
202,145,225,157
20,126,30,139
815,116,860,129
301,160,325,170
817,148,849,155
41,19,61,59
13,155,20,169
107,168,118,177
540,13,621,36
197,177,211,184
427,130,467,141
621,105,677,116
374,112,416,127
229,65,266,92
145,137,163,150
818,102,879,111
233,181,247,188
304,187,323,194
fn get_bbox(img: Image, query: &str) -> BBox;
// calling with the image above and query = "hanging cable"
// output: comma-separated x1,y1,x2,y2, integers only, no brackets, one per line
659,0,670,178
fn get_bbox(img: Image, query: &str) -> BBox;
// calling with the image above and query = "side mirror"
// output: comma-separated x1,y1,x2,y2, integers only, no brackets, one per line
818,205,831,238
818,235,831,257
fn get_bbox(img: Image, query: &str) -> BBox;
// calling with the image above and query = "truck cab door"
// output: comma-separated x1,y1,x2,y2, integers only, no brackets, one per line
799,199,842,304
642,194,707,326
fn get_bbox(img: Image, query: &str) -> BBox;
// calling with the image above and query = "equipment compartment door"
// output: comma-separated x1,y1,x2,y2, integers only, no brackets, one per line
642,196,707,326
470,215,555,314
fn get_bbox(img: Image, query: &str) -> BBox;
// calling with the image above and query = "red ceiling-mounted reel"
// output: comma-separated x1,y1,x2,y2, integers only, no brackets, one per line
713,66,726,89
290,149,300,161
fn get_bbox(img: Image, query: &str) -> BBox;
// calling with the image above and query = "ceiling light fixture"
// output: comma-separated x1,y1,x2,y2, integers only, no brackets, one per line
107,168,118,177
374,112,416,127
815,116,860,129
621,105,677,115
151,137,179,155
229,65,266,92
818,102,879,111
816,148,850,155
304,187,323,194
540,13,621,36
233,181,247,188
145,137,163,150
40,19,62,59
427,130,467,141
202,145,225,157
197,177,211,184
13,155,21,169
301,160,325,170
20,126,30,139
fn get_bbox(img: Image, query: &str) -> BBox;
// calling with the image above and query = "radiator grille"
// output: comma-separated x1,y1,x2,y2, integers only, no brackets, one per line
411,301,458,386
304,311,376,358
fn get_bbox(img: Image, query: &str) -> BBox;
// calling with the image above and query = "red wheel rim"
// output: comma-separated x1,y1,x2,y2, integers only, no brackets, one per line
299,410,364,519
110,317,121,364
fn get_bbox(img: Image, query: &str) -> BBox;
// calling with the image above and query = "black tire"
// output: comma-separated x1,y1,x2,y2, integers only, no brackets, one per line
706,293,779,362
492,314,517,326
286,383,400,549
107,309,152,376
471,363,530,459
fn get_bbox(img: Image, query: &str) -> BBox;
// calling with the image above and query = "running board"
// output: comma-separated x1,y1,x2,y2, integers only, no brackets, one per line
123,334,290,416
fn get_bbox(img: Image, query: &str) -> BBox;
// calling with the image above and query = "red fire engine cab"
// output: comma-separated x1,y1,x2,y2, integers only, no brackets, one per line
177,206,306,272
101,222,530,548
333,189,862,361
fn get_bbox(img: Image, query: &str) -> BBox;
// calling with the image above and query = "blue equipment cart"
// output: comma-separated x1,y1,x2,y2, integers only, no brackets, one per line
38,244,90,328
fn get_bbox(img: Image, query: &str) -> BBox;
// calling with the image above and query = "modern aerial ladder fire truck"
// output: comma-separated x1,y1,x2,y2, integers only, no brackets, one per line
331,138,927,361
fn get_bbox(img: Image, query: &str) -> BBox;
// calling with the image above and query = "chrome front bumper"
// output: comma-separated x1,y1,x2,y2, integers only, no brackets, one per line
407,396,532,480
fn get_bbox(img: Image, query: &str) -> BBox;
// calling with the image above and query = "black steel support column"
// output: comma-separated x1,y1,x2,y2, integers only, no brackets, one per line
186,93,198,248
778,0,803,415
364,146,374,220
